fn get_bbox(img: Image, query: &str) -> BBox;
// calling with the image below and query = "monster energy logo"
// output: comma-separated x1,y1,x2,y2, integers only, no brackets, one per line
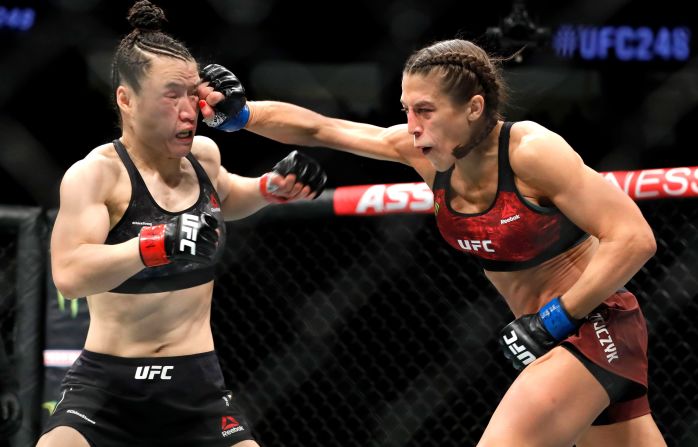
56,289,79,318
42,401,58,416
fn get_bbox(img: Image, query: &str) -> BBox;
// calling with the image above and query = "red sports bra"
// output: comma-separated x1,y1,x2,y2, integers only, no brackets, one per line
432,122,588,271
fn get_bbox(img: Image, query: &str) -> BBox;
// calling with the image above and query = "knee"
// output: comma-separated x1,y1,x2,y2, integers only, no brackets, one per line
476,432,523,447
36,426,90,447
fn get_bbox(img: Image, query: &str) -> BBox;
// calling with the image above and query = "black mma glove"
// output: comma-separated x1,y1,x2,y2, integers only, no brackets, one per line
199,63,249,131
260,150,328,203
499,297,581,371
138,213,219,267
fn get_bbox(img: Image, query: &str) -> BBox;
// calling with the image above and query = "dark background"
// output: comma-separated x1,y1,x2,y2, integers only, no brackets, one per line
1,0,696,208
2,2,697,446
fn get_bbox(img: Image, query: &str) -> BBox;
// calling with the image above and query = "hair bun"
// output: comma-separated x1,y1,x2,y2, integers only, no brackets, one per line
127,0,166,32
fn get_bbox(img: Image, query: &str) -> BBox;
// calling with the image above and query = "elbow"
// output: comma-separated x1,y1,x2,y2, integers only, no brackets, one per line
51,270,83,300
644,232,657,260
634,227,657,263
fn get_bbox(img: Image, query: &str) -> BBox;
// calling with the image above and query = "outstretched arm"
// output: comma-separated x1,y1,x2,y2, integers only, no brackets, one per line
197,64,435,182
246,101,410,163
216,151,327,221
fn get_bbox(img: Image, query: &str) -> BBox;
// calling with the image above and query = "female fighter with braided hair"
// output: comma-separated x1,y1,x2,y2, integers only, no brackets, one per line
198,39,666,446
37,1,325,446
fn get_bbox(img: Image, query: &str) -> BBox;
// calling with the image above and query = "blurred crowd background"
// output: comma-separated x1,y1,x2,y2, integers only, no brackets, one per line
1,0,696,208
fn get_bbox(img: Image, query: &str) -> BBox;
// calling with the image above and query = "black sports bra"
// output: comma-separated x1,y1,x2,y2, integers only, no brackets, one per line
105,140,226,293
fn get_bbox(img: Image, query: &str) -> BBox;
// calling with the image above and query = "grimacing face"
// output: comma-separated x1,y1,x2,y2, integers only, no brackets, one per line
400,72,473,171
126,56,200,158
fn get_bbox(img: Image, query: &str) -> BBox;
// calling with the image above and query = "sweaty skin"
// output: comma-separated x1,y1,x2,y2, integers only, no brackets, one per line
200,67,662,447
51,58,316,358
241,97,654,321
240,101,663,447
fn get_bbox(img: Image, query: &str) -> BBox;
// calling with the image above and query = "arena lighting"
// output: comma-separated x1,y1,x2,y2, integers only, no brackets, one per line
552,25,691,62
0,5,35,30
484,0,550,62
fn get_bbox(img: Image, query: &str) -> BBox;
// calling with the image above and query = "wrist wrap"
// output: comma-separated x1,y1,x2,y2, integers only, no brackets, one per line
259,173,288,203
218,104,250,132
538,297,578,341
139,224,171,267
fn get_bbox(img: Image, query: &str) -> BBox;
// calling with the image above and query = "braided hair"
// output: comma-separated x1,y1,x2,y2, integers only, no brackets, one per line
404,40,508,158
112,0,194,96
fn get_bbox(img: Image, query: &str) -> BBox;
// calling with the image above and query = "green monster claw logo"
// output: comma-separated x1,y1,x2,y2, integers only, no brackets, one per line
42,401,58,415
434,202,440,216
56,289,79,318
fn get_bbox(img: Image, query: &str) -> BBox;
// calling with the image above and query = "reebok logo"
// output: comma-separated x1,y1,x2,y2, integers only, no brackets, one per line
134,365,174,380
67,409,96,425
221,416,239,430
500,214,520,225
210,193,221,212
589,312,620,363
221,416,245,437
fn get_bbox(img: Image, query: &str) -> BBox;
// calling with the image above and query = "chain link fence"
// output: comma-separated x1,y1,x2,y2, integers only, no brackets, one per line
212,199,698,447
0,207,44,447
0,200,694,445
0,233,18,374
0,233,17,447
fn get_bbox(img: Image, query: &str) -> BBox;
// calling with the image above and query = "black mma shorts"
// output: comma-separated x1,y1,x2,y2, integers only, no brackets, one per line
41,350,256,447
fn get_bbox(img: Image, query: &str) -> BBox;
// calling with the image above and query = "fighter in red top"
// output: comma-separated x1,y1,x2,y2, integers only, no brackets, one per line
433,120,588,271
199,38,666,446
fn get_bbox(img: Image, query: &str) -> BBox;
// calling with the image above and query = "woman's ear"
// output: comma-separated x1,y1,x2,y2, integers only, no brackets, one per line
467,94,485,121
115,85,132,115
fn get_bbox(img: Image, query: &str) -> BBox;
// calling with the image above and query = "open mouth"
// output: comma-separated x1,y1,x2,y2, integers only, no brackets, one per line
420,146,433,155
176,130,193,139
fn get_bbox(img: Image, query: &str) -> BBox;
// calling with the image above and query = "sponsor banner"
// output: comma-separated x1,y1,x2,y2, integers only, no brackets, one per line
602,167,698,200
333,183,433,215
333,167,698,216
43,349,82,367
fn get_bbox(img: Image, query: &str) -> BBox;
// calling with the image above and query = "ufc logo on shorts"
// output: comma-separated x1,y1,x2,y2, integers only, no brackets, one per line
134,365,174,380
179,214,201,255
457,239,495,252
502,330,536,366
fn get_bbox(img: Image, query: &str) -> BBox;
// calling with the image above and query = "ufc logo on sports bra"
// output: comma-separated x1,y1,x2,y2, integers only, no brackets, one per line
457,239,495,253
134,365,174,380
179,214,201,255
